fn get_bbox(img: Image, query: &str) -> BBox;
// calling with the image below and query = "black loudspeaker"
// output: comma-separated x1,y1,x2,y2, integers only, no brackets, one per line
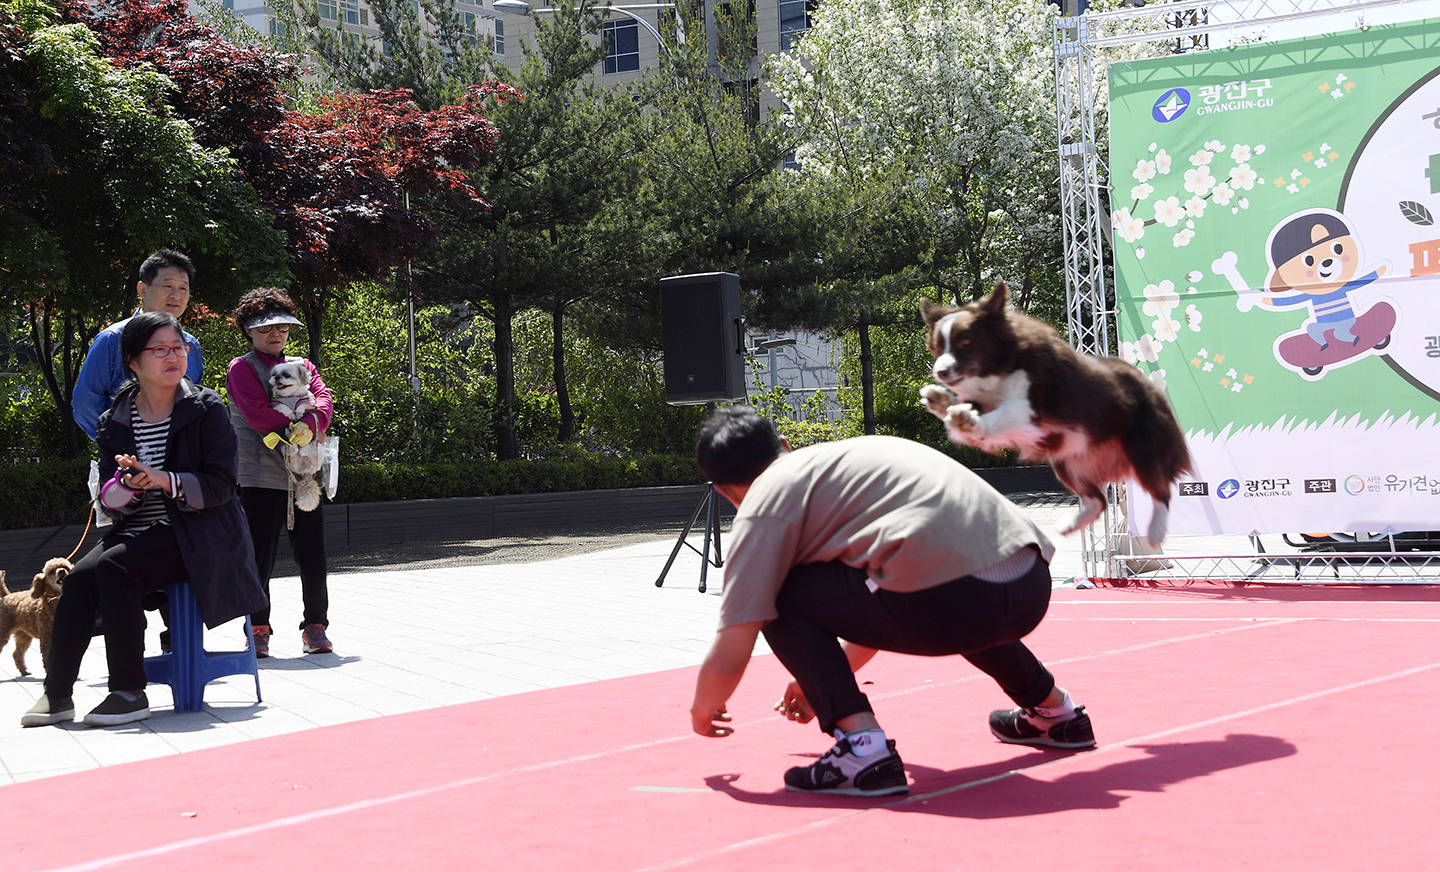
660,272,747,405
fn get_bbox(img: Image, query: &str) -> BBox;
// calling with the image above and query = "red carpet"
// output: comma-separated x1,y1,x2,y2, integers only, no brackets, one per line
12,586,1440,871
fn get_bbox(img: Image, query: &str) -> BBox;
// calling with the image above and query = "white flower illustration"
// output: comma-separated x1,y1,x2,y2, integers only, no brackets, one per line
1142,279,1180,317
1211,182,1234,206
1155,149,1173,174
1332,89,1344,99
1230,144,1252,163
1255,145,1267,155
1189,148,1214,167
1198,348,1208,358
1231,382,1244,392
1287,183,1299,193
1315,158,1327,168
1153,196,1184,228
1290,168,1303,180
1187,271,1203,282
1120,340,1138,365
1203,361,1214,372
1186,304,1203,331
1131,182,1155,200
1148,369,1168,392
1320,142,1330,152
1238,197,1250,209
1114,207,1145,243
1153,315,1182,342
1133,159,1157,182
1173,228,1196,247
1185,195,1207,218
1184,165,1216,196
1136,248,1146,260
1136,333,1162,363
1229,164,1259,190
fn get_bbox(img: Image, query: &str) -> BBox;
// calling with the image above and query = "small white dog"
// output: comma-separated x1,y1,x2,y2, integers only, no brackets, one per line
268,360,324,511
268,362,317,421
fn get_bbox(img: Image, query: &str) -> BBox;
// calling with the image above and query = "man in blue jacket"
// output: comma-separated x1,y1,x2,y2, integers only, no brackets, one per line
72,250,203,440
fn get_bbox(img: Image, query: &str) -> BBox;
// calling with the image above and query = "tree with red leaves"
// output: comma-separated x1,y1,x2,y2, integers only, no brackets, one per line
77,0,514,363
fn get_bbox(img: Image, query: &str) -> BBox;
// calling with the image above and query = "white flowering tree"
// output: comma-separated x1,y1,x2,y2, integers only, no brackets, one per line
768,0,1061,310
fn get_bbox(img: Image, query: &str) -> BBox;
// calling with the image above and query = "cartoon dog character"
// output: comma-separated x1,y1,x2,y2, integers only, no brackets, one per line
1262,209,1386,349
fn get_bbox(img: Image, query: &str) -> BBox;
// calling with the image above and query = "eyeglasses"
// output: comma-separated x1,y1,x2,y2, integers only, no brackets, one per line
254,324,292,334
143,345,191,360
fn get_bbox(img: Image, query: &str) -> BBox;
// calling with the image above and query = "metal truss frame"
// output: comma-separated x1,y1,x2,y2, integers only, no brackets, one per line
1053,0,1440,583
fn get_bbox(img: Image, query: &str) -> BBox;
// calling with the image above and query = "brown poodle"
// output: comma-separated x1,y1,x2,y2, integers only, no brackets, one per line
0,557,71,676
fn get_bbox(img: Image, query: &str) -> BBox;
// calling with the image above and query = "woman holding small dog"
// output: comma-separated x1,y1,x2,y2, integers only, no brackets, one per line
226,288,334,658
22,312,266,728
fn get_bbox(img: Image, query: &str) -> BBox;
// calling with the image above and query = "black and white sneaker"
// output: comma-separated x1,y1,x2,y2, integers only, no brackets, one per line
989,705,1095,749
784,730,909,797
83,692,150,727
21,695,75,727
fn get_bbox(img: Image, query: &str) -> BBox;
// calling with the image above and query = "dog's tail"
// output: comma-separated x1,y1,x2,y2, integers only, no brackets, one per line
1125,383,1193,507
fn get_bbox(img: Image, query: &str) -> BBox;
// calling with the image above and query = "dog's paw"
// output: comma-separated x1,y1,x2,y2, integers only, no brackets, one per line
944,402,983,434
1059,496,1106,535
920,384,955,418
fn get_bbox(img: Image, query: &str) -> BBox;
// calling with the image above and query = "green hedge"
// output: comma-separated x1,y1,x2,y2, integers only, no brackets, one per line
0,459,94,530
0,455,706,530
333,454,705,503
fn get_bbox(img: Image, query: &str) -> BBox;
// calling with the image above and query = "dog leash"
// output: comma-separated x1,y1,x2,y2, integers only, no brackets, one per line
65,504,95,563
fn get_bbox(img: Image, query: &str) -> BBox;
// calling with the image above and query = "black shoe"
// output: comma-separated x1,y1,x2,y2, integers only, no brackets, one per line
784,732,909,797
989,705,1096,749
159,629,171,654
84,692,151,727
21,695,75,727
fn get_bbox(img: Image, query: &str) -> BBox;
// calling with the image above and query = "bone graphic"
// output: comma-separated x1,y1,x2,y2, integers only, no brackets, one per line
1211,250,1261,311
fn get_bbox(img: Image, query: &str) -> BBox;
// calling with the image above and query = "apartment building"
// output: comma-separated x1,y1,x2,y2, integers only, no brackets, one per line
225,0,508,60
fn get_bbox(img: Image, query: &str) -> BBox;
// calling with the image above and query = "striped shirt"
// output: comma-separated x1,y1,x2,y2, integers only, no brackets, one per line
118,405,181,537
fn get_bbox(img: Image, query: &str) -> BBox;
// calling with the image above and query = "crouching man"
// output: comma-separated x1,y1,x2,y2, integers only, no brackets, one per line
688,406,1096,797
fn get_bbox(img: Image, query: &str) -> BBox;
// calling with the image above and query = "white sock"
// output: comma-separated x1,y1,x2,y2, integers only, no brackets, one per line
842,728,888,757
1034,691,1076,720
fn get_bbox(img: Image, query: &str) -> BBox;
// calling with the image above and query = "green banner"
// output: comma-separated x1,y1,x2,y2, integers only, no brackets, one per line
1109,18,1440,534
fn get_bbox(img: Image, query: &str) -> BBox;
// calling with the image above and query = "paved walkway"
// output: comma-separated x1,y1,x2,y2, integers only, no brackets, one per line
0,495,1262,785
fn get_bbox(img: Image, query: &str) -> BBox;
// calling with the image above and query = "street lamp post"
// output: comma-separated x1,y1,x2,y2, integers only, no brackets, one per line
491,0,683,52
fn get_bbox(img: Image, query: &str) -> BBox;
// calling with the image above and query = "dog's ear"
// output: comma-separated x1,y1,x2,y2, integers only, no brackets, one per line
979,281,1010,317
919,299,947,326
31,573,46,598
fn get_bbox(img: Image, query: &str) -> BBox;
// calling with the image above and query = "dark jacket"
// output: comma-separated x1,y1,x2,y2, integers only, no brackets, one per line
96,379,268,629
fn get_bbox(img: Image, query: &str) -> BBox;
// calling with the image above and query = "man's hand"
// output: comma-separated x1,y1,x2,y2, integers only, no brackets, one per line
774,680,815,724
689,621,763,740
692,705,734,737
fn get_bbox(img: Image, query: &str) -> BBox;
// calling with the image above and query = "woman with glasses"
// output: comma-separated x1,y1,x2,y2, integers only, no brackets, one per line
21,312,266,728
225,288,335,659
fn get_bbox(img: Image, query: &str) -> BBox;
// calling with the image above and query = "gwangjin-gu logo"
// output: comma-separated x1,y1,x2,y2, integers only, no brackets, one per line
1152,88,1190,123
1217,479,1240,499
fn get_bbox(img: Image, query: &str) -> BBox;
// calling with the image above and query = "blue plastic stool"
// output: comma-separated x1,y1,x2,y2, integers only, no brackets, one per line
143,582,262,713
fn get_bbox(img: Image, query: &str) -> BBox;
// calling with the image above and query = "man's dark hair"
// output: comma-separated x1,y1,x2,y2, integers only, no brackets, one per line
120,311,183,376
696,406,784,484
138,249,195,285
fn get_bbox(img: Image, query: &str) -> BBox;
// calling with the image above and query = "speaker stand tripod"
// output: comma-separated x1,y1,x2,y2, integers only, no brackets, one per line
655,482,724,593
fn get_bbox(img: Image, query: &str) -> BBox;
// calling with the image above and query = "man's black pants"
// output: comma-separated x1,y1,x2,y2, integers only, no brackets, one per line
761,553,1056,735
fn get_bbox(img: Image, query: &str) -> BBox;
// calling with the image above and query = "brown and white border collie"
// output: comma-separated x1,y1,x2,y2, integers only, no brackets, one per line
919,281,1191,546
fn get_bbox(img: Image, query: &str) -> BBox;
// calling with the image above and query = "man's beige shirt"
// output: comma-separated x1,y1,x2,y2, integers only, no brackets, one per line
718,436,1056,628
